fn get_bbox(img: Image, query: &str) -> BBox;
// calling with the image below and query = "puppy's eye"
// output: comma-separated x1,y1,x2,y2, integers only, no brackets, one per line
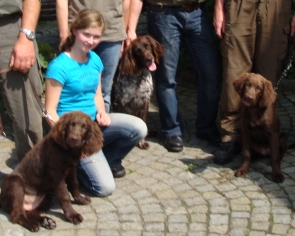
244,82,250,87
256,86,263,91
70,122,76,127
81,124,88,130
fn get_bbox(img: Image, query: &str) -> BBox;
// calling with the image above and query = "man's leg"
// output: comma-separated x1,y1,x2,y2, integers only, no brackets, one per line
147,5,184,152
0,15,43,161
93,41,122,113
184,4,222,146
214,0,258,164
255,0,291,84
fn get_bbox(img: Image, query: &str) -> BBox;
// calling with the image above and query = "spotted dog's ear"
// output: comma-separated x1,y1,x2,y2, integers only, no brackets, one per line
146,35,164,64
233,73,250,97
50,113,70,149
119,42,137,76
259,77,277,108
81,121,104,156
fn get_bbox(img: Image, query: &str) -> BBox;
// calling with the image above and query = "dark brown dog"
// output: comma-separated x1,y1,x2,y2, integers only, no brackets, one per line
0,111,103,231
112,35,163,149
233,73,288,183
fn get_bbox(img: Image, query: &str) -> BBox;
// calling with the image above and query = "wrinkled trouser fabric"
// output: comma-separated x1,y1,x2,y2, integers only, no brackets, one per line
93,41,122,113
76,113,147,197
147,3,222,138
220,0,291,142
0,13,43,160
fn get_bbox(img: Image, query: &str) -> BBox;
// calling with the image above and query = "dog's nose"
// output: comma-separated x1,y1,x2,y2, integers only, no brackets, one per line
69,136,79,143
245,95,253,101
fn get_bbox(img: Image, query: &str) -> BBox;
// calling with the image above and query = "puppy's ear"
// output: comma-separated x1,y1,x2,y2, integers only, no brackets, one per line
50,114,68,149
259,78,277,108
82,122,104,156
119,43,136,75
147,35,164,64
233,73,249,96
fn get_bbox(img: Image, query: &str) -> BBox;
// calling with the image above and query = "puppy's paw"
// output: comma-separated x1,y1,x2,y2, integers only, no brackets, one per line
16,215,40,232
235,168,248,177
67,212,84,224
138,140,150,150
74,195,91,205
41,216,56,229
272,171,285,183
21,220,40,232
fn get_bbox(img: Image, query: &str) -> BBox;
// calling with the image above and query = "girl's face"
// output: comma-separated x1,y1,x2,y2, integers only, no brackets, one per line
72,27,103,52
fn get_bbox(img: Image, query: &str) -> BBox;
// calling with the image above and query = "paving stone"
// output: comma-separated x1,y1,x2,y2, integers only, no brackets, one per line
1,21,295,235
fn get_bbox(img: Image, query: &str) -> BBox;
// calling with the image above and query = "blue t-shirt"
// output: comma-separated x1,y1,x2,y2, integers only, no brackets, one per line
46,51,103,120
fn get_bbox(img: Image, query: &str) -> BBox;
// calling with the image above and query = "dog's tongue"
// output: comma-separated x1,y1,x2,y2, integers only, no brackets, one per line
148,62,157,71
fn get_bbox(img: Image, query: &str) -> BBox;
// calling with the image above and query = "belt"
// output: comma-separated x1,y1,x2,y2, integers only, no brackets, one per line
150,2,205,13
179,2,200,12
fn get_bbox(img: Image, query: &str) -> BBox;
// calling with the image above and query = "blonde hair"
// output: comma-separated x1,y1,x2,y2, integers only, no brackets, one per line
60,9,105,52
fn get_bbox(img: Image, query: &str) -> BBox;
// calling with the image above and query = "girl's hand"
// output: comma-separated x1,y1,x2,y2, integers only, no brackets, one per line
96,111,111,126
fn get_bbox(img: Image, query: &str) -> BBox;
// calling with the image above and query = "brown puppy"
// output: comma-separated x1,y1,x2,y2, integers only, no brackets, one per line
0,111,103,232
112,35,164,149
233,73,288,183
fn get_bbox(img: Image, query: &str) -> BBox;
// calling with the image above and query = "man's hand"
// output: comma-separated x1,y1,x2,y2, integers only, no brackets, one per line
10,37,35,74
213,0,225,39
214,8,225,39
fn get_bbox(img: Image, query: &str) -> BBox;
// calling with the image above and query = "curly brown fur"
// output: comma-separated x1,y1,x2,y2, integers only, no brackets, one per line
112,35,164,149
233,73,288,183
0,111,103,232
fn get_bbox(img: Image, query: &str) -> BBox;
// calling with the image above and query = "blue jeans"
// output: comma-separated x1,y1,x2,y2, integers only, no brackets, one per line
93,41,122,113
77,113,147,196
147,4,221,138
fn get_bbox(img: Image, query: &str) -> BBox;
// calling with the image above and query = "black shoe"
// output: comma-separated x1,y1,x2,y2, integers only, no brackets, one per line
164,135,183,152
111,165,126,178
197,131,221,146
213,141,241,165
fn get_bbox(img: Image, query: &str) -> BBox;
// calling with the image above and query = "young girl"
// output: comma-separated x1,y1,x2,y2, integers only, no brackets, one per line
45,9,147,197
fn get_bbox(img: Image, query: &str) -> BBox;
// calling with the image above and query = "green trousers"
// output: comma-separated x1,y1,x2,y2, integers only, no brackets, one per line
220,0,292,142
0,13,43,160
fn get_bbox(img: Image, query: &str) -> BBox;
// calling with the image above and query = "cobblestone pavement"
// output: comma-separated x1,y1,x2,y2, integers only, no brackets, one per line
1,21,295,236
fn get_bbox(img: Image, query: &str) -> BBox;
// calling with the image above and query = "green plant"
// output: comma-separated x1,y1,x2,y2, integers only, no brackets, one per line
37,41,56,78
187,163,194,172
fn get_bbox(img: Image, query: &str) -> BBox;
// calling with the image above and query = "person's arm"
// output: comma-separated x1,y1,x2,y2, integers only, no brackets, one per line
56,0,69,48
214,0,225,39
123,0,130,30
45,79,63,127
95,76,111,126
122,0,143,50
10,0,40,73
126,0,143,41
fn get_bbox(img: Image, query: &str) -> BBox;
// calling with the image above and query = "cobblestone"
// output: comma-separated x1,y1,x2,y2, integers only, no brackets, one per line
1,20,295,235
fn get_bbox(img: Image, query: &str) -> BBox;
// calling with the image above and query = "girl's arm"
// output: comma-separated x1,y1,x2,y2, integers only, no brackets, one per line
45,79,63,127
95,76,111,126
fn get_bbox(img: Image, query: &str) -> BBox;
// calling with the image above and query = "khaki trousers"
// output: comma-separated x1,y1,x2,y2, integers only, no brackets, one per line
220,0,291,142
0,13,43,160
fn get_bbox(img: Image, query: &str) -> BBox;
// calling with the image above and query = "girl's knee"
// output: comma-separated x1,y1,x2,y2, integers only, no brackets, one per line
134,118,148,139
91,181,116,197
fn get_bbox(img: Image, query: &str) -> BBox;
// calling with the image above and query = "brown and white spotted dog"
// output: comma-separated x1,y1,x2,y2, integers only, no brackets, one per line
112,35,163,149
